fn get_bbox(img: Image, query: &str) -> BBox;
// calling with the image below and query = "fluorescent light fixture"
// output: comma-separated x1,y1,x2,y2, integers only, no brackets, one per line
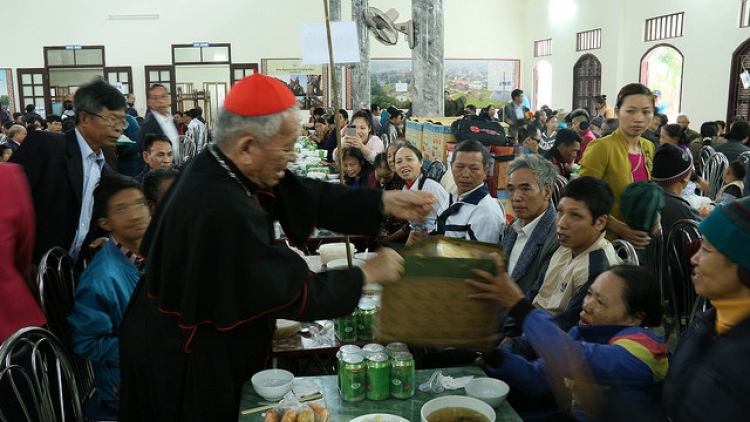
108,14,160,20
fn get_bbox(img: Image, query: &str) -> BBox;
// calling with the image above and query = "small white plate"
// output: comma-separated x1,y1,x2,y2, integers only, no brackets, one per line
349,414,410,422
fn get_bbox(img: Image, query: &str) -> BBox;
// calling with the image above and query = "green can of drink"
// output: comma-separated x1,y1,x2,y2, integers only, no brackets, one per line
335,313,358,342
340,354,366,402
390,352,416,399
336,345,362,387
362,343,384,359
366,352,391,401
357,302,377,341
385,342,409,357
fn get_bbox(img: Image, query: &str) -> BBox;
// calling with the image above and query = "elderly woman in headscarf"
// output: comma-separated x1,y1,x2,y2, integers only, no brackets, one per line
661,197,750,422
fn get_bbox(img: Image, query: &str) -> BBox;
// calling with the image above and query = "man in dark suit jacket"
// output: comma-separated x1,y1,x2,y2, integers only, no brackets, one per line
503,89,530,126
10,79,127,265
716,120,750,163
138,84,181,165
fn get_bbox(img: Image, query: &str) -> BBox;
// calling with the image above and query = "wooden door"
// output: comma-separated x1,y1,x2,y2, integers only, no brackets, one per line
572,54,601,115
144,65,176,113
16,68,50,117
727,38,750,123
230,63,258,86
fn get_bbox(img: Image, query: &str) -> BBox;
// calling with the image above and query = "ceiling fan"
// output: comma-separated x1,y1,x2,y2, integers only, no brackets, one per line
362,7,415,49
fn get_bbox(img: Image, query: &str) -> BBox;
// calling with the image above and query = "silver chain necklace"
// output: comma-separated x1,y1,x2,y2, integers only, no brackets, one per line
208,144,254,199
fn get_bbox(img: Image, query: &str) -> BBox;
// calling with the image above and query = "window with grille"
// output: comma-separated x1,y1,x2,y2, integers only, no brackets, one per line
742,0,750,28
534,39,552,57
576,29,601,51
644,12,684,41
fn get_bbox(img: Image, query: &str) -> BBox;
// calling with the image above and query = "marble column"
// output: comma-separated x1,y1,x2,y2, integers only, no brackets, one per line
411,0,444,117
329,0,344,109
351,0,370,112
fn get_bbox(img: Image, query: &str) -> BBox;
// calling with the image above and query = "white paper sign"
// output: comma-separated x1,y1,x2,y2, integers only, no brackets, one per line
742,70,750,90
395,82,408,92
300,21,361,64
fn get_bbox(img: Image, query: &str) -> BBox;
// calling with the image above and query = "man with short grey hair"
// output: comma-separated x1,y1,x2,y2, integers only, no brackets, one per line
677,113,701,143
119,73,435,421
502,154,560,293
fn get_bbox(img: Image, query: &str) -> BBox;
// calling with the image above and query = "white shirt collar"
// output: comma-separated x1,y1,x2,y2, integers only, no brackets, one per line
512,208,547,237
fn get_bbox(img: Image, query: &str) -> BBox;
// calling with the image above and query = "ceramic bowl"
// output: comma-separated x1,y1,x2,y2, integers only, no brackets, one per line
465,378,510,408
317,243,356,265
420,395,495,422
326,258,365,269
251,369,294,401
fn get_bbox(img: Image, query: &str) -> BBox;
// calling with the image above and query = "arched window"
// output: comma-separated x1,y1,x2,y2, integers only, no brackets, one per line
727,37,750,122
639,44,683,120
572,54,601,114
532,60,552,110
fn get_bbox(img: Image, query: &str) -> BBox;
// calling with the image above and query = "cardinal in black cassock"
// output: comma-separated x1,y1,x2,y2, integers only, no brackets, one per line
118,74,429,422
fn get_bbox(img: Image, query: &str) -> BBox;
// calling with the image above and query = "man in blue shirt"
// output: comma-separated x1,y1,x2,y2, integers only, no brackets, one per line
68,174,151,412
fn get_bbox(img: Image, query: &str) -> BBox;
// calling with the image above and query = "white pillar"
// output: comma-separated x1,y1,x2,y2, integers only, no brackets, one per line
411,0,444,117
351,0,370,112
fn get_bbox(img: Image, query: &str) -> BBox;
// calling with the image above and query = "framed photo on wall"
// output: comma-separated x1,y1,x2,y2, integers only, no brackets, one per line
261,59,328,109
0,68,16,114
368,58,521,109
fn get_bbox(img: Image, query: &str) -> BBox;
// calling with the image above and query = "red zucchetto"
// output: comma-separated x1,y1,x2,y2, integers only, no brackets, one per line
223,73,297,117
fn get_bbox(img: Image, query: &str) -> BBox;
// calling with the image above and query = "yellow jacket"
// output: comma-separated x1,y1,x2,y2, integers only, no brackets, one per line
579,128,655,238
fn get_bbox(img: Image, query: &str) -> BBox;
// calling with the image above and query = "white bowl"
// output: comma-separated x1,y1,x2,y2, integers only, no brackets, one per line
317,242,356,265
465,378,510,408
421,395,496,422
251,369,294,401
326,258,365,269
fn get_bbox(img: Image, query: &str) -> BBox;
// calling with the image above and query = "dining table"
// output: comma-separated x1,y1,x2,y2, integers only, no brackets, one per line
238,365,522,422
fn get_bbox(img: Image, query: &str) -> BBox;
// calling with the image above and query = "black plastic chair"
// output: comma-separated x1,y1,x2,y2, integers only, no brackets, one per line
0,327,83,422
36,248,115,421
611,239,639,266
702,152,729,199
551,174,568,209
664,219,703,341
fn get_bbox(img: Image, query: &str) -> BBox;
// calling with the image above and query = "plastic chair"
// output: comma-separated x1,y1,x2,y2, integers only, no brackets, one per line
0,327,83,422
36,247,93,400
551,174,568,209
611,239,639,266
702,152,729,199
35,248,115,421
698,145,715,173
664,219,703,341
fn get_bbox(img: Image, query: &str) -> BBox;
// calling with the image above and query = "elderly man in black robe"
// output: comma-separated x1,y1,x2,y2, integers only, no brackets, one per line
118,74,434,421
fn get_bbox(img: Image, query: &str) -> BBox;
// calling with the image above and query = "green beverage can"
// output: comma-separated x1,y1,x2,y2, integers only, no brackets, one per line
390,352,416,399
362,343,384,359
385,342,409,357
340,354,366,402
357,302,377,341
366,352,391,401
336,345,362,387
335,313,358,342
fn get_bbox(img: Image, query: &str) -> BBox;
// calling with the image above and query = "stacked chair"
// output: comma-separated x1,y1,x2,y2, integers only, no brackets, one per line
0,327,83,422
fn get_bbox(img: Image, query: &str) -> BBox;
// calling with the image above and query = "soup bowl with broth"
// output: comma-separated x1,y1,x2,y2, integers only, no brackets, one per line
420,396,495,422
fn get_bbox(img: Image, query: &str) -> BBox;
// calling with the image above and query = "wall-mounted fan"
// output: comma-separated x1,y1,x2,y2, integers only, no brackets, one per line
362,7,415,49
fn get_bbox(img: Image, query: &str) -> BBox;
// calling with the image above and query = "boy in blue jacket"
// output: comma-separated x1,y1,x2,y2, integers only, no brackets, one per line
68,174,151,412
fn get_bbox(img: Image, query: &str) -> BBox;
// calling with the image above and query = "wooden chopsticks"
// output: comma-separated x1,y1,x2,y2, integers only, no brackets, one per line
240,393,323,415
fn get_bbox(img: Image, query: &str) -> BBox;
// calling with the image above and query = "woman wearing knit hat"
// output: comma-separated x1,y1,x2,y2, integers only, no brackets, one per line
662,197,750,421
651,144,702,232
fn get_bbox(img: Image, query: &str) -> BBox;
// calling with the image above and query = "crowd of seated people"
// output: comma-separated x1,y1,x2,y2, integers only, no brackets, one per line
3,73,750,422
